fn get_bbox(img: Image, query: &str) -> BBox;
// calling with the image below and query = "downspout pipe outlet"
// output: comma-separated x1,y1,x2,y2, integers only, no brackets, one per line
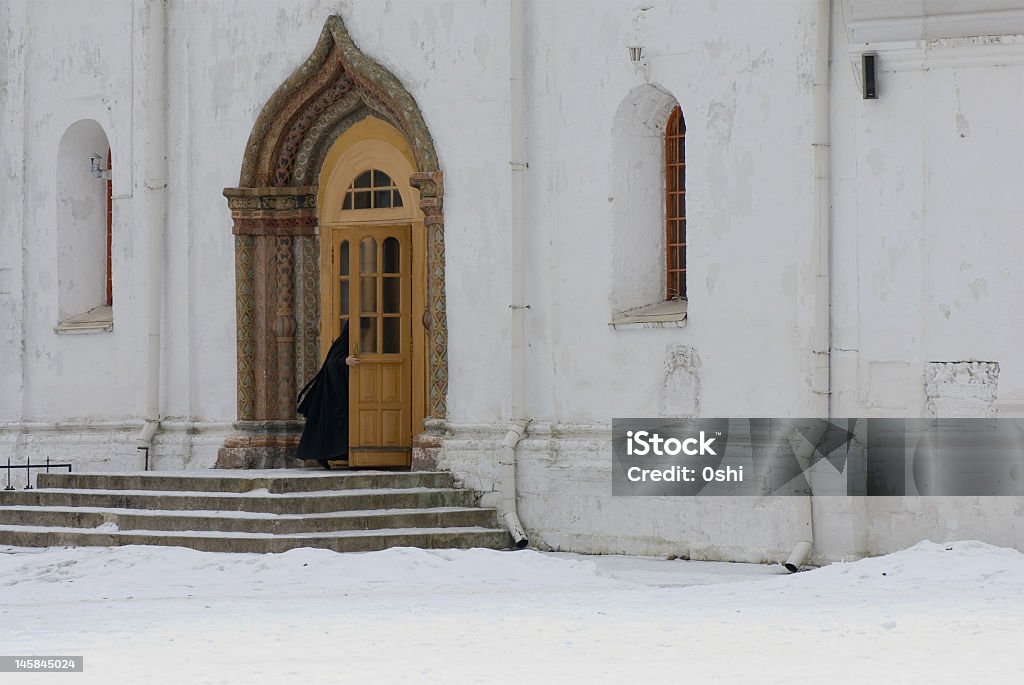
136,419,159,450
784,540,813,573
498,419,531,549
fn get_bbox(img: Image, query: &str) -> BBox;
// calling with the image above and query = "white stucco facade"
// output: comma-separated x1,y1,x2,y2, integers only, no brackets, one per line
1,0,1023,562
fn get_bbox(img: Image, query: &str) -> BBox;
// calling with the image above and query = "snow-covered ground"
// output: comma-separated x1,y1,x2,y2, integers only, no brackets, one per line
1,541,1022,684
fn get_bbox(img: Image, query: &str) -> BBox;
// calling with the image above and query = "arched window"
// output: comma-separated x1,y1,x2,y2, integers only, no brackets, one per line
665,105,686,300
105,148,113,306
55,119,113,332
341,169,404,210
609,86,686,329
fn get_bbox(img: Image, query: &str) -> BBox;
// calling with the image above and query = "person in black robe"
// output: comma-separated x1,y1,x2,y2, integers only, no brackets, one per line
296,321,359,469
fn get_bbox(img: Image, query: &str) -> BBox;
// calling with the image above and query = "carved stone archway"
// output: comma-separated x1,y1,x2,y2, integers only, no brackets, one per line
219,15,447,467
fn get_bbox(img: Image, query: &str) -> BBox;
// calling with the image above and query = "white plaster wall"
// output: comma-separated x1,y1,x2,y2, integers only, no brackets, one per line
0,0,29,430
831,9,1024,418
439,0,825,563
0,0,201,471
0,0,514,469
520,0,822,426
15,0,139,425
441,426,811,563
821,5,1024,560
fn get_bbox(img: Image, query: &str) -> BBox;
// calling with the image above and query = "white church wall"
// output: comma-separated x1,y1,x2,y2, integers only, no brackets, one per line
0,0,29,432
1,0,516,469
2,0,1023,563
819,3,1024,558
441,0,825,561
526,0,823,425
5,1,142,473
831,24,1024,420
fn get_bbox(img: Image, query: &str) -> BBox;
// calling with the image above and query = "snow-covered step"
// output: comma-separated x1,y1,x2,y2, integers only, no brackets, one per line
0,504,497,534
0,468,513,554
37,470,454,494
0,524,512,554
0,486,478,514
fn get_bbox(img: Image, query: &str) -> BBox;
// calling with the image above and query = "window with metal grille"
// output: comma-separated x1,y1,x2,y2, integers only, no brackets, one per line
665,105,686,300
341,169,404,210
106,148,113,306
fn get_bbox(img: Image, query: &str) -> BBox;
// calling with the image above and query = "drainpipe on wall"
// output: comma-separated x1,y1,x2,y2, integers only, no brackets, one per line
136,0,168,468
786,0,833,573
498,0,530,549
498,420,530,549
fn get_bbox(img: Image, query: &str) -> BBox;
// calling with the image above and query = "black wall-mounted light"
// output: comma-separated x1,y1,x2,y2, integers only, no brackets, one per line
862,53,878,100
89,153,104,179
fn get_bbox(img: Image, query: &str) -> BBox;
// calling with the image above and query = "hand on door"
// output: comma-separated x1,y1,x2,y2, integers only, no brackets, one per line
345,355,361,367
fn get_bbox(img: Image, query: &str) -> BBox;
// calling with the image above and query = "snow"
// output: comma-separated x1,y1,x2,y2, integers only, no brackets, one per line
1,541,1022,684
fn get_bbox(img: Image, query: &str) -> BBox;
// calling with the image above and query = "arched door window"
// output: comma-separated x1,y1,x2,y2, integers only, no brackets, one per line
341,169,404,210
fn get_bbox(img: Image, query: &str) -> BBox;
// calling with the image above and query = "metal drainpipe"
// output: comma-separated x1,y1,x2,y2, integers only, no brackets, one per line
136,0,168,467
498,0,530,549
786,0,833,573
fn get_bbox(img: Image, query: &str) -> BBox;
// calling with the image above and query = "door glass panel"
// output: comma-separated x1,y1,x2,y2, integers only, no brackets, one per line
359,238,377,274
383,317,400,354
382,237,400,274
360,317,377,354
382,277,400,313
339,240,349,276
360,277,377,313
339,280,349,315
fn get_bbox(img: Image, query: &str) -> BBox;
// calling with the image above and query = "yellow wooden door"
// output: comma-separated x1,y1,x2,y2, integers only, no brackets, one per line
343,225,412,467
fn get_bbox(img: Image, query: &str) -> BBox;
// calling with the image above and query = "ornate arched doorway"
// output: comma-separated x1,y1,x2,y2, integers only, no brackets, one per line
219,16,446,468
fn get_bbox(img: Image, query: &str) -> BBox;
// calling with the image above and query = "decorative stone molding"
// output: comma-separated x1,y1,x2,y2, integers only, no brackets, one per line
924,361,1000,417
221,15,447,463
661,345,701,417
223,187,318,237
216,420,306,469
842,0,1024,44
410,170,448,419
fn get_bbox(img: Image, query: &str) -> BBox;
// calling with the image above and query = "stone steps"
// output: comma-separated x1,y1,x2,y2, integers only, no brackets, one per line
0,469,513,554
0,525,511,554
0,505,497,534
0,487,477,514
35,470,454,493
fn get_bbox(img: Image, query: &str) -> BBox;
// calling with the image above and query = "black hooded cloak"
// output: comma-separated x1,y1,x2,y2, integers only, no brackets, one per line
295,323,349,461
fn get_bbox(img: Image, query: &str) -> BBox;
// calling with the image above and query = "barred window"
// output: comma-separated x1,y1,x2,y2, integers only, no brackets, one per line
665,105,686,300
